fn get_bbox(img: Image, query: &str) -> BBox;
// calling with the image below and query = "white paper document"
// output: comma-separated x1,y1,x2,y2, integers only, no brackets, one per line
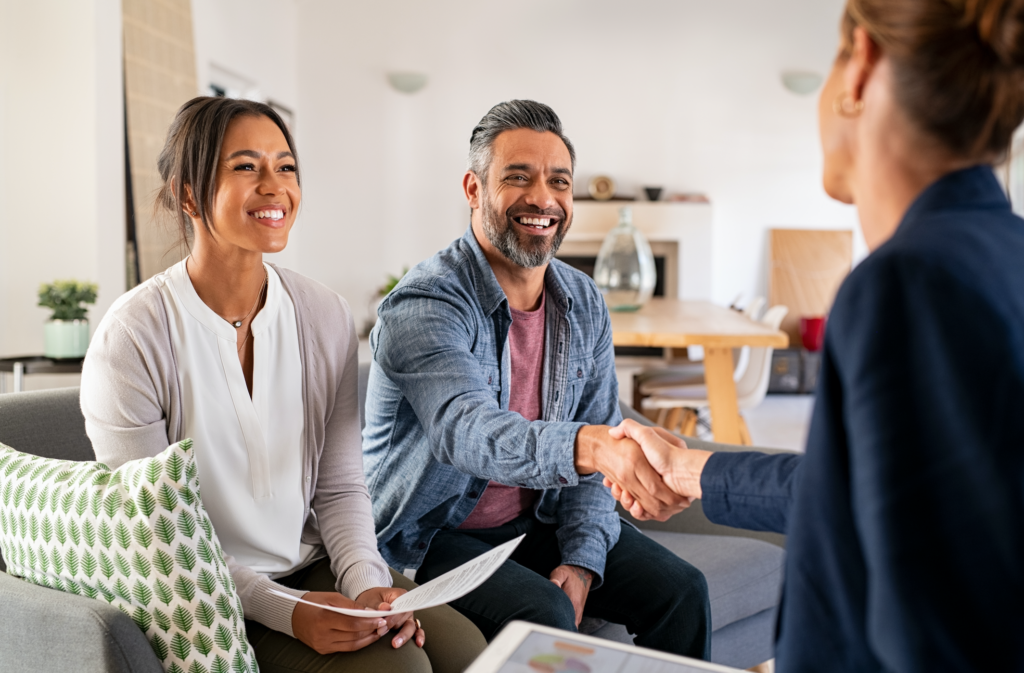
270,534,525,617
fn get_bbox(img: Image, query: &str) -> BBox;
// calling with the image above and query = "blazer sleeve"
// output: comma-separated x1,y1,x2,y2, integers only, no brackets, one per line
312,301,394,600
699,451,802,534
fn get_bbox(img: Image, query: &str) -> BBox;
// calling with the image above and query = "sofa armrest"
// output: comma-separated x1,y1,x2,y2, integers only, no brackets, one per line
617,401,794,548
0,571,163,673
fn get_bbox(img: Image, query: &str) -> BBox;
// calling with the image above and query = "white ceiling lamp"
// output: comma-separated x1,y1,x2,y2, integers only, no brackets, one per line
781,70,824,96
387,72,429,94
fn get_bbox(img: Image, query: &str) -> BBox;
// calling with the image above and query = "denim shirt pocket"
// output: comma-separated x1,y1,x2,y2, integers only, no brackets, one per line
563,357,597,420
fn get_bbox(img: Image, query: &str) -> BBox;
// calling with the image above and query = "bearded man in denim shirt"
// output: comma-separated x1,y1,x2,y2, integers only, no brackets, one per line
363,100,710,659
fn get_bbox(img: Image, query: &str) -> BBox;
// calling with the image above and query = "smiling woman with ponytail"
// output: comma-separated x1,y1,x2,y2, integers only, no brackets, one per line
605,0,1024,670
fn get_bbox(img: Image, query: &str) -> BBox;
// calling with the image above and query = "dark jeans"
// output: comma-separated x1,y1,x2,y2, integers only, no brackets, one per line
417,515,711,660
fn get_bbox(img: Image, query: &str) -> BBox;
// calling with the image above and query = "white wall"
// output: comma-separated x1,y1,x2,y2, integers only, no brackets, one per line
0,0,125,375
291,0,864,329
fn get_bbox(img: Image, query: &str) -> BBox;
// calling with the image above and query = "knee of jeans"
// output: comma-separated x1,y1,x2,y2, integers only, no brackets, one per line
510,582,577,631
667,562,711,613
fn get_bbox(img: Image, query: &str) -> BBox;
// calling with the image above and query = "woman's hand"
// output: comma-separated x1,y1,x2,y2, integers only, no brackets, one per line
356,586,426,649
291,591,390,654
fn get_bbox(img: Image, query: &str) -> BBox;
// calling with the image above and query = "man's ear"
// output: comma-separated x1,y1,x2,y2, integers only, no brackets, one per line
463,171,483,211
844,26,881,105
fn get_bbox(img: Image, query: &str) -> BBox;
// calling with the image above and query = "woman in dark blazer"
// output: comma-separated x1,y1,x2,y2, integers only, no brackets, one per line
607,0,1024,670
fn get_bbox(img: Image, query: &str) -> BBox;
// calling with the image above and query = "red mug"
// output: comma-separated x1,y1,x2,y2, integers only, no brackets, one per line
800,316,827,352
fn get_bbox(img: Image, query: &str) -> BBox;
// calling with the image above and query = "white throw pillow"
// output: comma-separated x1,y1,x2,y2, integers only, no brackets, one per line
0,439,260,673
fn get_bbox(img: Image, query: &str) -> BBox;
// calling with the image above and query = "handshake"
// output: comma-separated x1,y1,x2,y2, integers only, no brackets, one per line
575,419,714,522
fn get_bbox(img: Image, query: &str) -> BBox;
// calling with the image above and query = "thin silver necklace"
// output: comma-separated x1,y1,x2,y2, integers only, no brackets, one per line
226,269,268,328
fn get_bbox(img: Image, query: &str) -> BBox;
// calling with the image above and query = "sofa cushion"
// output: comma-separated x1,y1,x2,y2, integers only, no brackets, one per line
642,531,784,630
0,439,258,673
0,387,93,462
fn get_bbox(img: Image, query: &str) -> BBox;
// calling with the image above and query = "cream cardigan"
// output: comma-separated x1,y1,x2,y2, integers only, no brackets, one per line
80,264,391,636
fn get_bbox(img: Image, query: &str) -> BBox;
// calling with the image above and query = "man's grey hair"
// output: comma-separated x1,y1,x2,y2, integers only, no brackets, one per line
467,100,576,184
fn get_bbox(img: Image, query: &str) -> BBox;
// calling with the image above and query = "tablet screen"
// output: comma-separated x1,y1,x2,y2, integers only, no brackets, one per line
496,631,719,673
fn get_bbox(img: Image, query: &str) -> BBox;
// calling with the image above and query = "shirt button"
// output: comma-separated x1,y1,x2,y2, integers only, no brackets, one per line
468,491,479,498
577,368,583,378
558,476,568,484
418,542,427,550
488,376,493,385
305,476,311,483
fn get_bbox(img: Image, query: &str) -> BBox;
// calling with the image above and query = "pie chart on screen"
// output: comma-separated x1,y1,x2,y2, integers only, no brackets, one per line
527,641,594,672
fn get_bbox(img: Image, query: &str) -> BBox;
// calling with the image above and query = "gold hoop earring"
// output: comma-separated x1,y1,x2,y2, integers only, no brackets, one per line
833,93,865,118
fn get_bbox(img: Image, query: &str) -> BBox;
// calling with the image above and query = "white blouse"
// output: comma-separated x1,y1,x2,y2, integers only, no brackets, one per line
160,259,318,577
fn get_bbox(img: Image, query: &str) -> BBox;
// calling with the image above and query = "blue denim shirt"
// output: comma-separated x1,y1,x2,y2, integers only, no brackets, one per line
363,228,622,584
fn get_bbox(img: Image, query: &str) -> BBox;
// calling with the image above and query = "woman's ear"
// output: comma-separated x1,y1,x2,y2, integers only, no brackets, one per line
180,182,199,218
844,26,882,105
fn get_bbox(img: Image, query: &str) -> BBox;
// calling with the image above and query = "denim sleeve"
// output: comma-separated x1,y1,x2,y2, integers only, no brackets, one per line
700,451,801,534
554,305,622,584
373,285,584,489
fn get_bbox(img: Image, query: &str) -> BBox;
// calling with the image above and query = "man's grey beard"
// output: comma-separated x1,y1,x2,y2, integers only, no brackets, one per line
480,192,569,269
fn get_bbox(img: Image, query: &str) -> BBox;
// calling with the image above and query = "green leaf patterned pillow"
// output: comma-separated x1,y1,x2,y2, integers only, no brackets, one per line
0,439,259,673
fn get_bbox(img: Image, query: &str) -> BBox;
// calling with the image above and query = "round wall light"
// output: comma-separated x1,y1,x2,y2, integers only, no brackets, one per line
781,71,824,96
387,72,429,94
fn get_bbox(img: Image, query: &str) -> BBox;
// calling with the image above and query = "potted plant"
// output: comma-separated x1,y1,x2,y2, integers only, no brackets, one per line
37,280,98,359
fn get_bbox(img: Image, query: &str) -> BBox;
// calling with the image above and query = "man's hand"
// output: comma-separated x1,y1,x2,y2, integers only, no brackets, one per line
549,564,593,626
355,587,425,649
602,420,713,520
574,425,689,521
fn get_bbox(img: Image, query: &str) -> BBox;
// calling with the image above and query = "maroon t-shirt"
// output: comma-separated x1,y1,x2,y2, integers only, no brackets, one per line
459,293,545,529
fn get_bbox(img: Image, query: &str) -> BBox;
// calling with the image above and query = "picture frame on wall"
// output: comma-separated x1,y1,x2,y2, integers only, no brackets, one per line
1010,126,1024,217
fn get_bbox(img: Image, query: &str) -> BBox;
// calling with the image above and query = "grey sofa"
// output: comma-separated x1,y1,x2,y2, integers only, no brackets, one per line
1,383,790,671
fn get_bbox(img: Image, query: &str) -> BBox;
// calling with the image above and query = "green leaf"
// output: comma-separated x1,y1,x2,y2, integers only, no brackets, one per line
132,469,143,489
132,606,152,632
59,490,73,513
154,607,171,632
103,491,122,518
81,581,98,599
75,490,89,516
177,511,196,539
190,662,210,673
98,521,113,548
133,579,153,606
16,461,34,478
192,631,214,658
199,515,214,541
0,510,8,536
1,481,12,506
122,497,138,519
211,656,229,673
194,600,216,628
165,452,184,483
18,511,27,537
154,515,176,546
137,487,157,517
12,482,26,508
196,537,215,565
154,578,174,605
169,664,185,673
82,519,96,547
215,594,235,622
97,580,115,603
186,460,198,483
132,550,152,578
27,545,37,568
81,550,97,578
55,517,67,544
133,520,153,549
91,471,110,486
90,490,102,517
115,552,132,577
99,551,115,579
174,575,196,602
64,547,79,575
231,649,248,673
50,547,64,574
175,544,197,573
179,438,194,454
38,546,50,572
113,578,132,602
28,513,39,540
3,456,25,477
24,483,38,511
143,461,161,486
157,483,179,512
153,548,174,576
48,486,60,512
215,624,234,652
178,485,196,506
36,485,49,510
171,605,194,632
114,521,132,549
150,633,169,661
64,578,81,595
196,569,217,597
68,518,81,545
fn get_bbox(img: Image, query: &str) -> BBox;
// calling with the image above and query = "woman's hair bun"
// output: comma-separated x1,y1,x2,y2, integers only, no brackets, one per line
964,0,1024,67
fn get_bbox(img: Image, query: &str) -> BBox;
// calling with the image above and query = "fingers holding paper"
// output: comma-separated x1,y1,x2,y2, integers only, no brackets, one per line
291,591,391,654
356,586,425,649
602,420,713,521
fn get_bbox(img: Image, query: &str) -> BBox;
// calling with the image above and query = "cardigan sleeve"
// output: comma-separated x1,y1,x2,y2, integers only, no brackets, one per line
311,299,393,599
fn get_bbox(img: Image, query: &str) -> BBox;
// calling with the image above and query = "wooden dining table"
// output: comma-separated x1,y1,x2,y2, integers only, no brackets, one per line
609,298,789,445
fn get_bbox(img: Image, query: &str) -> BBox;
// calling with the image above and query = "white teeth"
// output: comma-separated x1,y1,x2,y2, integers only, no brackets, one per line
252,209,284,220
520,217,551,227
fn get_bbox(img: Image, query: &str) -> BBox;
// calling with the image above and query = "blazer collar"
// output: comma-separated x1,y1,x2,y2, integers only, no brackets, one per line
900,165,1011,232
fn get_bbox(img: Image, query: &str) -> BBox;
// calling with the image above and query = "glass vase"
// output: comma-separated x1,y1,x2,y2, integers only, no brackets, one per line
593,207,657,311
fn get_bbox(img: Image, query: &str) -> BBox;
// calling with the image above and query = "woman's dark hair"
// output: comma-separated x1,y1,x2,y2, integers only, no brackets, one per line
842,0,1024,160
156,96,299,246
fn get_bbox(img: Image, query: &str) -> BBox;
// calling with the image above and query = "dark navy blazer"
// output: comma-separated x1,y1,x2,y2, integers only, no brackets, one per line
701,167,1024,672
